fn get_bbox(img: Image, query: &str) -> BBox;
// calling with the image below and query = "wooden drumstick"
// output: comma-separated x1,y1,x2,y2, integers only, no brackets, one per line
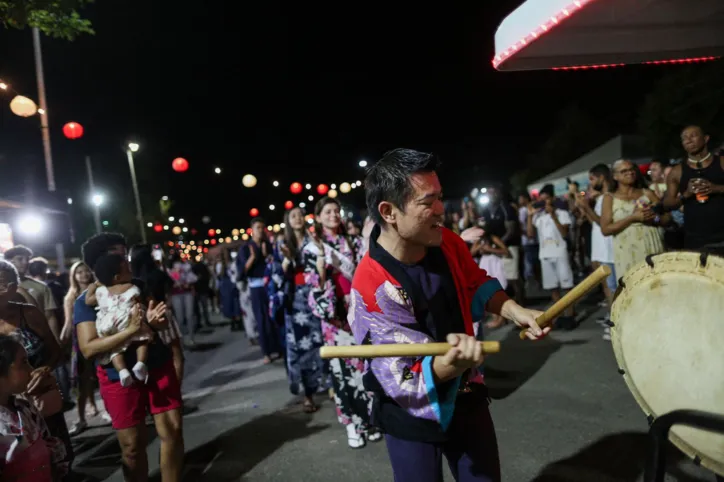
518,264,612,340
320,341,500,359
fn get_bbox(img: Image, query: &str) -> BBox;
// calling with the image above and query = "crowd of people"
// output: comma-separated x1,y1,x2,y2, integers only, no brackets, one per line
446,124,723,342
0,125,720,481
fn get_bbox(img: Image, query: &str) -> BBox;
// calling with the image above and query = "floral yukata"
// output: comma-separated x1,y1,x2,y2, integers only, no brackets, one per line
267,236,329,397
0,396,67,481
305,232,372,433
348,225,510,482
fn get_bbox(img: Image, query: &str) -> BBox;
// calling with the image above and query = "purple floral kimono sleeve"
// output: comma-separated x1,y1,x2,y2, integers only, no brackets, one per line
348,280,461,430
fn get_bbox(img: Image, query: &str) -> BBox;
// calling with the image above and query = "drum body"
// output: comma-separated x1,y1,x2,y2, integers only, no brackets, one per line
611,251,724,476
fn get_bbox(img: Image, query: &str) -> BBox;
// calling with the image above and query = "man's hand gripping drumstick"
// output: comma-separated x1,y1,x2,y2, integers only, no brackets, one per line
518,264,612,340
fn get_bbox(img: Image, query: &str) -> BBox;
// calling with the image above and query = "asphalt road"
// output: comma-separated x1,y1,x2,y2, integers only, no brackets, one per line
67,303,720,482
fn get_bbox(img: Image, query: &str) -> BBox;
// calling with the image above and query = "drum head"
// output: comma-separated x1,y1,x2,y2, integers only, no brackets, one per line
611,251,724,476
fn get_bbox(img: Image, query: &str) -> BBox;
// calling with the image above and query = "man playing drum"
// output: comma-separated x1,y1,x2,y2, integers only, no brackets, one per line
662,125,724,256
347,148,549,482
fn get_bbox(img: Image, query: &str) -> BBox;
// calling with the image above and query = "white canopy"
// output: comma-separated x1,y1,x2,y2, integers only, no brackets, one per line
493,0,724,71
527,135,651,195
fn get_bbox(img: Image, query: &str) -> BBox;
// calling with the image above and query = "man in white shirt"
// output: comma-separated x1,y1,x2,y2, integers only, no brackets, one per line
526,184,576,330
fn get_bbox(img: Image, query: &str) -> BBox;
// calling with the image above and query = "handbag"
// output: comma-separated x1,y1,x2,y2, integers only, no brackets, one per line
30,373,64,417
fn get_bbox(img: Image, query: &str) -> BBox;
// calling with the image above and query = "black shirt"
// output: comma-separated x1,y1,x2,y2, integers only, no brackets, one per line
481,202,520,246
679,156,724,249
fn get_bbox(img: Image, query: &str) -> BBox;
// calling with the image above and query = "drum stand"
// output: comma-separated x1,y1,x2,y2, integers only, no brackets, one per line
644,409,724,482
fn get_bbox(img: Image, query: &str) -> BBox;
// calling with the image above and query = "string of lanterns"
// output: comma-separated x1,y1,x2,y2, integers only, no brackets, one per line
2,77,365,249
2,76,368,193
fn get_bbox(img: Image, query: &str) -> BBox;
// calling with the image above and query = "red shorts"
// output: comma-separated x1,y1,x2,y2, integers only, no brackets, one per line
97,360,182,430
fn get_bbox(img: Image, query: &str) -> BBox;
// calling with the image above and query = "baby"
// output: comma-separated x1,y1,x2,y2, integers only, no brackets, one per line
86,254,151,387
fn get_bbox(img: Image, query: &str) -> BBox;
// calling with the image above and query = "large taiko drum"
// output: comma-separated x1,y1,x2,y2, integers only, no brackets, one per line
611,251,724,476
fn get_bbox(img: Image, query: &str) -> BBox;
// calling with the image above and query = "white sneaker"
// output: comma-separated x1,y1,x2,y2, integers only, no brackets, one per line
346,424,366,449
366,429,382,442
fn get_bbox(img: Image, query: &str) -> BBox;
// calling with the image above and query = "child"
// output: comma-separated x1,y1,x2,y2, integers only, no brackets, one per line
0,335,67,480
473,231,510,330
86,254,151,387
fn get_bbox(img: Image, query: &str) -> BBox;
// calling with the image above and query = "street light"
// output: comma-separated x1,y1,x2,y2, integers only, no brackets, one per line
90,193,103,234
359,160,367,168
126,142,147,243
17,213,43,235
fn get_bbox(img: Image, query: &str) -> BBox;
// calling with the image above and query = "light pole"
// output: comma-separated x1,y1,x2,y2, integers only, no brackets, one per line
91,193,104,234
126,142,147,243
33,28,67,271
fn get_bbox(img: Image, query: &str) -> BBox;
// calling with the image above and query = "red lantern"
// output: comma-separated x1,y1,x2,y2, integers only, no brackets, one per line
317,184,329,196
250,208,259,217
290,182,303,195
62,122,84,140
203,247,209,253
153,224,163,233
246,228,252,235
210,239,217,245
191,228,198,235
207,228,215,237
284,200,294,210
172,157,189,173
639,163,651,175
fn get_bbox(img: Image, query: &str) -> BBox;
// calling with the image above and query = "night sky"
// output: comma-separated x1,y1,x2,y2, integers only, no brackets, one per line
0,0,668,251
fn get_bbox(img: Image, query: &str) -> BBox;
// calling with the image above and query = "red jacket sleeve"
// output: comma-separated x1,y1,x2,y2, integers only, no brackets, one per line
447,230,510,316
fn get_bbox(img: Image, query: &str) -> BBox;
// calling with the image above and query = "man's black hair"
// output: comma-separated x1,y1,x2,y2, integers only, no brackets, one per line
0,260,19,285
81,233,126,269
540,184,555,197
3,245,32,260
0,335,22,377
518,191,532,202
28,257,49,278
364,148,441,225
589,163,611,177
94,254,125,286
250,217,265,227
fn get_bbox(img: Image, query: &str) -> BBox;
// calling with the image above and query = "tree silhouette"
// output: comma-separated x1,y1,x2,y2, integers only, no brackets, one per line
509,104,614,191
637,62,724,159
0,0,94,40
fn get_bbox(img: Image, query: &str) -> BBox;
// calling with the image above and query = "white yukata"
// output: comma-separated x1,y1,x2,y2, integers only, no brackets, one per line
95,285,152,365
